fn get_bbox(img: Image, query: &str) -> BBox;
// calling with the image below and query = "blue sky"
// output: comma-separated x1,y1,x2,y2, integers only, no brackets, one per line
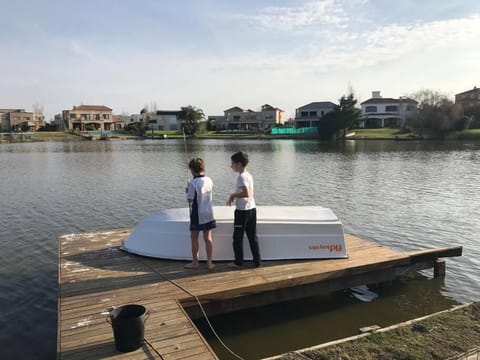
1,0,479,121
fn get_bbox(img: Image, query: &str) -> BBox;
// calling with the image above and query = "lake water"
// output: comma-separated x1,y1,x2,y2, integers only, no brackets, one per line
1,139,479,359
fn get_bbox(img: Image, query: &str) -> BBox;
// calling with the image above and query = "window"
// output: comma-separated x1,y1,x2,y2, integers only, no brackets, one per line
309,111,317,117
95,114,100,120
301,111,308,117
103,114,109,120
233,116,240,121
70,113,77,119
365,106,377,112
385,105,398,112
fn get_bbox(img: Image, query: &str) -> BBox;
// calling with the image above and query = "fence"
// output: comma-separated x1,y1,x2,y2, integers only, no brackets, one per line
270,127,318,135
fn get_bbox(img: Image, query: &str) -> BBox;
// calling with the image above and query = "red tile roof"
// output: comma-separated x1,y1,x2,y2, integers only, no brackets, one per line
72,105,112,111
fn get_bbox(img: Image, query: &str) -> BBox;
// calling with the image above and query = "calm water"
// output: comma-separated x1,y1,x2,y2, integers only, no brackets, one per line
1,139,479,359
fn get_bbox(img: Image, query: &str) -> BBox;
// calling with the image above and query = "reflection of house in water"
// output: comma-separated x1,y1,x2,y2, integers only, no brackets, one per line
294,102,336,128
211,104,285,131
360,91,418,128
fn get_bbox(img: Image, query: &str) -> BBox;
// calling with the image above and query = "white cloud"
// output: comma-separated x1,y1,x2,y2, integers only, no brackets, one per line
241,0,351,31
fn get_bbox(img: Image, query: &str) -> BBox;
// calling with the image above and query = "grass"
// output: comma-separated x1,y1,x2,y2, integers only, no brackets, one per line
33,131,82,141
276,302,480,360
347,128,421,140
457,129,480,140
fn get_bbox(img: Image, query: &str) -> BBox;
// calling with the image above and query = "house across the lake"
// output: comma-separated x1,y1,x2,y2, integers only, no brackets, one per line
213,104,285,131
294,102,336,128
360,91,417,128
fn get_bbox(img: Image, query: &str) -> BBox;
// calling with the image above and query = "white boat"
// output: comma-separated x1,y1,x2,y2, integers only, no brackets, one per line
121,206,347,261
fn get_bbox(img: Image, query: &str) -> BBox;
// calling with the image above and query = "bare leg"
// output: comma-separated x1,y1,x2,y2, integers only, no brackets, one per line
203,230,214,269
185,231,200,268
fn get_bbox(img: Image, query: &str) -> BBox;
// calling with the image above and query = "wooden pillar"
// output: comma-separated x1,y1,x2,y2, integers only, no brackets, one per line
434,258,446,278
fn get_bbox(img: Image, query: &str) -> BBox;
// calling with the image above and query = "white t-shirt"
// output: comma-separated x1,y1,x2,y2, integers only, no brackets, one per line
186,176,215,224
235,171,256,210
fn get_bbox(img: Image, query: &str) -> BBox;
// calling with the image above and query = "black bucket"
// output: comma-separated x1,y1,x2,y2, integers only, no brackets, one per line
107,304,150,352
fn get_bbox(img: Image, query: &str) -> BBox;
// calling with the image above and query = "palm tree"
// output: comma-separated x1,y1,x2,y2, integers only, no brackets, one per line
177,105,205,136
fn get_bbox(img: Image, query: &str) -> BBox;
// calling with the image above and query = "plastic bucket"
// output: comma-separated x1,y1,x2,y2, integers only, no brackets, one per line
107,304,150,352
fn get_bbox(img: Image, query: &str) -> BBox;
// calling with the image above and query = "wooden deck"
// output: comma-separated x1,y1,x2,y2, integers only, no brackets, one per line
58,229,462,360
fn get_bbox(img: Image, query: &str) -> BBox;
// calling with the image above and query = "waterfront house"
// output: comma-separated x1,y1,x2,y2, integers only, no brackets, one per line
455,86,480,109
111,115,126,130
294,102,336,128
151,110,180,130
0,108,44,131
207,115,226,131
221,104,285,131
123,114,142,128
360,91,417,128
59,105,114,131
123,110,180,131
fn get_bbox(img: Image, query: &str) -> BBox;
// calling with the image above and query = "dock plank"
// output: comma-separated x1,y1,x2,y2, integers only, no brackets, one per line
58,228,461,359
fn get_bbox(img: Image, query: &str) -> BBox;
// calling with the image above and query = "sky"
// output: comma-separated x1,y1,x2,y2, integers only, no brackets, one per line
1,0,479,121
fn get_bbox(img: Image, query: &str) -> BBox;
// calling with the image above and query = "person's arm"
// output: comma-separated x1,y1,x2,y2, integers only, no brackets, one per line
227,186,249,206
186,180,195,204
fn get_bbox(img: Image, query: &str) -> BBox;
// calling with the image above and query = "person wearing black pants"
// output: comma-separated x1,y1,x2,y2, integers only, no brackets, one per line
233,208,261,267
227,151,261,268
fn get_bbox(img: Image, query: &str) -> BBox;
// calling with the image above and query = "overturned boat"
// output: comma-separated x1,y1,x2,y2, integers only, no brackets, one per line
121,206,347,261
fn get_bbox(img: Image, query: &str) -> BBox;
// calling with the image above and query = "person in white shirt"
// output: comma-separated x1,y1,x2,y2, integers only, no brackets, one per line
185,158,216,270
227,152,261,268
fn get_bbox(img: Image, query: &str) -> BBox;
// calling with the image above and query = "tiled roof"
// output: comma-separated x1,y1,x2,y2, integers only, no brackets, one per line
224,106,244,112
0,108,24,113
455,87,479,96
361,98,417,105
298,102,336,110
156,110,179,115
73,105,112,111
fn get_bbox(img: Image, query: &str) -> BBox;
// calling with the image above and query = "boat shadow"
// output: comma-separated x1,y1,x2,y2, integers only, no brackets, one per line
60,245,298,298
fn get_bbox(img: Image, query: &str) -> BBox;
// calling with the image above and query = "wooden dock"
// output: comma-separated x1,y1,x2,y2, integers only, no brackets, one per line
58,229,462,359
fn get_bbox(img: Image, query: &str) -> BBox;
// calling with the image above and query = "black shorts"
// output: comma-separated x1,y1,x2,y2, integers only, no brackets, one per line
190,220,216,231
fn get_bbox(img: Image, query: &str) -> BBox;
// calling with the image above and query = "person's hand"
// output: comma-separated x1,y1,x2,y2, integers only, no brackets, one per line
226,194,235,206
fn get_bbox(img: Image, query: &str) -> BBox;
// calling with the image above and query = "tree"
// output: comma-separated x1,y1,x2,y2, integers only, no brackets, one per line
409,90,464,135
463,104,480,128
32,102,44,114
318,92,361,139
177,105,205,136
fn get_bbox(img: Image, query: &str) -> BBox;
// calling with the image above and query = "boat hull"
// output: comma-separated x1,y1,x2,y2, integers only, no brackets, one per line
121,206,347,261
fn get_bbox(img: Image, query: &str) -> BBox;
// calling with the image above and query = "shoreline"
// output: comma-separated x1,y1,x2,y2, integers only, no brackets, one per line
2,129,480,143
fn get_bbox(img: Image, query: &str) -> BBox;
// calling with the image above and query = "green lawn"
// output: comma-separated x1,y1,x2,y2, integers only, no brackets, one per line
348,128,416,140
457,129,480,140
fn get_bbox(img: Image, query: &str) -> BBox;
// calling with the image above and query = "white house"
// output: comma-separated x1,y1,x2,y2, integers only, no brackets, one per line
124,114,142,127
360,91,417,128
294,102,336,128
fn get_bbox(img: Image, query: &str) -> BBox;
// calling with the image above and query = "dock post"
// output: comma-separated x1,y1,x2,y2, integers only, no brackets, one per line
434,258,446,278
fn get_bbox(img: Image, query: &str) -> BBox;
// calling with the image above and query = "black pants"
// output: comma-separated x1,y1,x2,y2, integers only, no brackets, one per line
233,208,261,266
